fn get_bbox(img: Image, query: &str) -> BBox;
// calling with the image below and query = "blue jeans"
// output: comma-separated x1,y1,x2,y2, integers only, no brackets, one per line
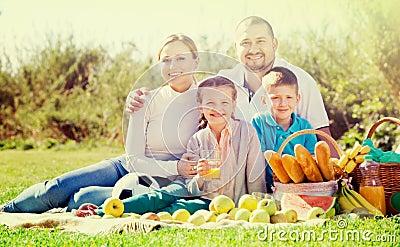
3,155,129,213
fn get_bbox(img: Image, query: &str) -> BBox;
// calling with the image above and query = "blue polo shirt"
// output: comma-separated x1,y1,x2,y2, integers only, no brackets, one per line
251,112,317,189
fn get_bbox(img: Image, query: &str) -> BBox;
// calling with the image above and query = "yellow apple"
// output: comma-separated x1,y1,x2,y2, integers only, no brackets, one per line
238,194,258,212
157,211,173,221
209,200,216,211
205,211,218,222
216,213,233,222
188,213,206,226
103,197,124,217
249,209,270,223
212,195,235,214
140,212,160,221
193,209,210,218
102,214,117,219
234,208,251,221
172,209,191,222
284,209,298,223
228,207,240,219
257,199,277,216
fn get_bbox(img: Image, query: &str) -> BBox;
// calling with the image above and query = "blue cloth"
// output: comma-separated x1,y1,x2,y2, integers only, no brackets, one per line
251,113,317,188
3,155,129,213
97,182,208,215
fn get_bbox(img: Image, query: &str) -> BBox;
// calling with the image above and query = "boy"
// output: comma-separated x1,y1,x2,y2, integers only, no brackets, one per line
251,67,317,191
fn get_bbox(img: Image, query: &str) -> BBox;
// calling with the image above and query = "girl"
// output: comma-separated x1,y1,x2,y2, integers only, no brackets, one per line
94,76,266,216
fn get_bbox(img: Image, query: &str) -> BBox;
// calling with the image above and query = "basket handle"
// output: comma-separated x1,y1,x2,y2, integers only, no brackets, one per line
366,117,400,139
277,129,343,156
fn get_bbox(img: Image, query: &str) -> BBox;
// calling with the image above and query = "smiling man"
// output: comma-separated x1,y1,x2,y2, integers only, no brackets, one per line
219,16,338,157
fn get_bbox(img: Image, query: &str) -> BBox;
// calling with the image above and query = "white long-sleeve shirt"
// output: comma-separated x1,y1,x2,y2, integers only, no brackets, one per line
124,83,199,185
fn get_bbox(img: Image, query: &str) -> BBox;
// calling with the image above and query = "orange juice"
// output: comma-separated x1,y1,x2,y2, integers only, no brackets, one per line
202,160,220,179
359,186,386,215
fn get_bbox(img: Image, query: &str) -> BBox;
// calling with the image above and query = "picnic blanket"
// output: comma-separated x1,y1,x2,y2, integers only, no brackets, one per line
0,212,326,235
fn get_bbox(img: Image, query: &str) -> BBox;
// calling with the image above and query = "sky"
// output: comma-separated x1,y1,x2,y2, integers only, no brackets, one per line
0,0,350,64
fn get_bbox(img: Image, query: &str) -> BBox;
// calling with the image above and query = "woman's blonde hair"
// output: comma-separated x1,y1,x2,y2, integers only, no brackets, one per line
157,34,198,61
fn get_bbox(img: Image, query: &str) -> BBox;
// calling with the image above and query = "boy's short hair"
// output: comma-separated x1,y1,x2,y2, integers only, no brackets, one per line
262,67,298,94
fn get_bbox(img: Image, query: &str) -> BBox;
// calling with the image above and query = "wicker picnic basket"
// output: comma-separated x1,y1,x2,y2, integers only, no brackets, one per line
272,129,343,200
349,117,400,202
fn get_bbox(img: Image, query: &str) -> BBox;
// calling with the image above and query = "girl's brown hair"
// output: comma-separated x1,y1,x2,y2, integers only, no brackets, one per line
196,76,237,130
157,34,198,61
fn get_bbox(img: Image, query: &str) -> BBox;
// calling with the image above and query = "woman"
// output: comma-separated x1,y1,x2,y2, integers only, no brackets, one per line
1,34,201,213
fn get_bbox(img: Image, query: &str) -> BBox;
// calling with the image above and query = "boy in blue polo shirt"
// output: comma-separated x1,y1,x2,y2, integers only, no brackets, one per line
251,67,317,191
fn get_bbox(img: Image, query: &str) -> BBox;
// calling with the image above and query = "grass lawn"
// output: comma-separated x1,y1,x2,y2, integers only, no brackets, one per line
0,149,399,246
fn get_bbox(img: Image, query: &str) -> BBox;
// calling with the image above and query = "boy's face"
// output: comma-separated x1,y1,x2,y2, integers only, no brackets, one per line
263,85,300,123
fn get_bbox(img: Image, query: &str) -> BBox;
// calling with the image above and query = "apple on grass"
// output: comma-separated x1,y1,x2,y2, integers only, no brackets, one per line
235,208,251,221
212,195,235,214
103,197,124,217
216,213,233,222
306,207,326,220
157,212,173,221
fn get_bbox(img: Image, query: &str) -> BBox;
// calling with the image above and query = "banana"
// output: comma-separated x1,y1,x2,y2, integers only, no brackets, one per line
338,153,350,169
338,195,356,211
344,159,358,173
349,142,362,158
342,186,363,208
343,185,384,216
359,145,371,155
354,154,365,164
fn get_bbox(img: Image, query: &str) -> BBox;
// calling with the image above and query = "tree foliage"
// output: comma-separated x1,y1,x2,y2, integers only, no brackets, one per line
0,1,399,150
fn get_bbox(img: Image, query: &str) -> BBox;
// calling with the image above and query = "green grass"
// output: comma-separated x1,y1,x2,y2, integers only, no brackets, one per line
1,149,399,246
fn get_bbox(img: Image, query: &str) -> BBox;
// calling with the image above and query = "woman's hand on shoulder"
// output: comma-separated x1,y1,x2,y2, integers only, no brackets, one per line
177,153,198,178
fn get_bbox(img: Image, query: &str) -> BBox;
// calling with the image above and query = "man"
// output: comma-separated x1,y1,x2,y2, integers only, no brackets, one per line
129,16,338,157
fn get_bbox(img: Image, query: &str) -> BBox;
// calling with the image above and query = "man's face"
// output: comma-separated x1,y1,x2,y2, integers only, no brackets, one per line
234,23,278,74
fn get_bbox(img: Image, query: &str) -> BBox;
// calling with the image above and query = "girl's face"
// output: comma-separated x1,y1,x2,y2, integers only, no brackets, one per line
267,85,300,123
159,41,198,87
199,86,236,129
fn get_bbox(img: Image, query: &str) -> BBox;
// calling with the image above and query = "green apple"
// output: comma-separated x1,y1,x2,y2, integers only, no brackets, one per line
103,197,124,217
234,208,251,221
172,209,191,222
249,209,270,223
257,199,277,216
270,209,298,223
205,211,218,222
188,213,206,226
306,207,326,220
209,200,216,212
212,195,235,214
140,212,160,221
325,208,335,218
238,194,258,212
228,207,240,219
216,213,233,222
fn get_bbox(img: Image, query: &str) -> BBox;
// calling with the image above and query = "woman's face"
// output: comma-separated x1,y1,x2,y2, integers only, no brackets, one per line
159,41,198,87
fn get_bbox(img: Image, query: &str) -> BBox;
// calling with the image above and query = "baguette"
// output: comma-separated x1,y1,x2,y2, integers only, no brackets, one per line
294,144,323,182
315,141,335,181
264,150,291,183
281,154,305,183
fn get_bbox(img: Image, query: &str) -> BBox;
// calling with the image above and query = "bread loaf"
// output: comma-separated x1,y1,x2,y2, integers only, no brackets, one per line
281,154,305,183
294,144,323,182
264,150,291,183
315,141,334,181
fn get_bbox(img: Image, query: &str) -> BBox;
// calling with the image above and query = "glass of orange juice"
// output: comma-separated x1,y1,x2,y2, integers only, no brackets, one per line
199,149,221,179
